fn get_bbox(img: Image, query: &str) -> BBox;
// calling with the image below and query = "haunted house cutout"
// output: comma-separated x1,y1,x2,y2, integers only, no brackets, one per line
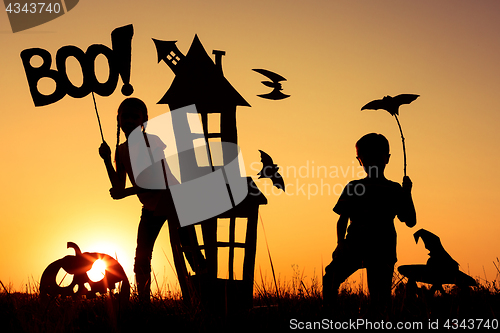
155,36,250,181
154,35,267,312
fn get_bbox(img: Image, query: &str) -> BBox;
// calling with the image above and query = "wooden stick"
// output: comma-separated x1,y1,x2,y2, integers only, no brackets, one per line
394,114,407,176
91,92,105,142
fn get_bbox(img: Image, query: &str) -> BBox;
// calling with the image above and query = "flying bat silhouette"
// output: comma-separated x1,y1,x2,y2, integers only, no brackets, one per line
361,94,419,116
257,150,285,191
252,69,290,100
398,229,476,295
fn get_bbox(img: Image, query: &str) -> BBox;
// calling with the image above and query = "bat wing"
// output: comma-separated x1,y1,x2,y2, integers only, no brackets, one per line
362,94,419,115
361,98,387,111
270,172,285,191
253,68,287,83
258,150,275,178
257,150,285,191
392,94,419,107
258,90,290,100
258,150,274,168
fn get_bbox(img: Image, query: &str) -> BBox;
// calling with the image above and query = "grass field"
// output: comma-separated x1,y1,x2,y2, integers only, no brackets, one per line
1,266,499,332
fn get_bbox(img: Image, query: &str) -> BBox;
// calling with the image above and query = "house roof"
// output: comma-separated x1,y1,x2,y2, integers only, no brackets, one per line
158,35,250,110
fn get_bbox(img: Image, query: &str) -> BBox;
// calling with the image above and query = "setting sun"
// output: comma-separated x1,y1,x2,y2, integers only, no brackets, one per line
87,259,106,283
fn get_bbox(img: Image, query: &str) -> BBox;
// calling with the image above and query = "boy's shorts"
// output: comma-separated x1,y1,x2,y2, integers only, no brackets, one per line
324,240,394,288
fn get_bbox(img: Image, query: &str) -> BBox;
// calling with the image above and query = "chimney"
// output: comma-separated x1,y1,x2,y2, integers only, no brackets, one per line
212,50,226,74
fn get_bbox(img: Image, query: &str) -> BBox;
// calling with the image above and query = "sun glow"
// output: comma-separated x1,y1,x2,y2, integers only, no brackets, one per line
87,259,106,282
76,238,135,287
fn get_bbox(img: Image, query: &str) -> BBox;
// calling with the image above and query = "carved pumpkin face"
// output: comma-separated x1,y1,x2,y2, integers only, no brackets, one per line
40,242,130,301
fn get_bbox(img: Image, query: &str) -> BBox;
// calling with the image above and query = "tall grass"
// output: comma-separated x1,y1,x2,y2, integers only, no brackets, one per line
253,263,500,323
1,262,499,332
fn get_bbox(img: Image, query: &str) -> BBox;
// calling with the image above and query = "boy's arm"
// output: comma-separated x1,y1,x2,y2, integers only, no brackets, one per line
398,176,417,227
336,214,349,245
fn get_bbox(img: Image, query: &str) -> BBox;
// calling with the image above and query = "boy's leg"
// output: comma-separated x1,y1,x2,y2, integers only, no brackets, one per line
134,208,167,301
366,263,394,318
323,246,361,307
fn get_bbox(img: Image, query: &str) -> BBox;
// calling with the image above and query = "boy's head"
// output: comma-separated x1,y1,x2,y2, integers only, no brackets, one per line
356,133,390,176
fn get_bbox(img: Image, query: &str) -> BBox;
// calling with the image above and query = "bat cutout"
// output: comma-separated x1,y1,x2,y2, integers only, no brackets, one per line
361,93,419,176
397,229,476,295
252,69,290,100
257,150,285,191
361,94,419,116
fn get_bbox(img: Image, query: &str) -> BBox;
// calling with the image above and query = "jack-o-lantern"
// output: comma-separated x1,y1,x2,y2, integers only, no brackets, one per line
40,242,130,301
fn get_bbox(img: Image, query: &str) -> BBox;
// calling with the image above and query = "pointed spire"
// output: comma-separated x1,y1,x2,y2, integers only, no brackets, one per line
152,39,185,74
157,34,250,108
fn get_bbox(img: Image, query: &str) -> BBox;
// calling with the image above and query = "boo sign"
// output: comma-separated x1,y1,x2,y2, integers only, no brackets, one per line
21,24,134,107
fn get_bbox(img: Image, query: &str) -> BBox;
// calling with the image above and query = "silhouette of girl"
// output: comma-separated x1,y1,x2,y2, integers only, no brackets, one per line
98,98,184,301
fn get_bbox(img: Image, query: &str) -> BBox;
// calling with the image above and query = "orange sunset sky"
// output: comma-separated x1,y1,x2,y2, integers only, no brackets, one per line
1,0,499,293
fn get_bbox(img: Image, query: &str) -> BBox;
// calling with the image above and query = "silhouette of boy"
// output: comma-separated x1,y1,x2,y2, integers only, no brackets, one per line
323,133,416,316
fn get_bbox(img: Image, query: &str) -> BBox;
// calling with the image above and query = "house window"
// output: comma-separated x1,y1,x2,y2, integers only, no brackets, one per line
166,51,181,65
216,217,246,280
170,51,181,62
233,248,245,280
217,218,231,243
208,138,224,166
207,113,223,166
217,247,230,279
193,138,210,167
216,247,245,280
188,112,224,167
235,218,247,243
207,113,221,134
195,224,204,246
187,113,204,134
